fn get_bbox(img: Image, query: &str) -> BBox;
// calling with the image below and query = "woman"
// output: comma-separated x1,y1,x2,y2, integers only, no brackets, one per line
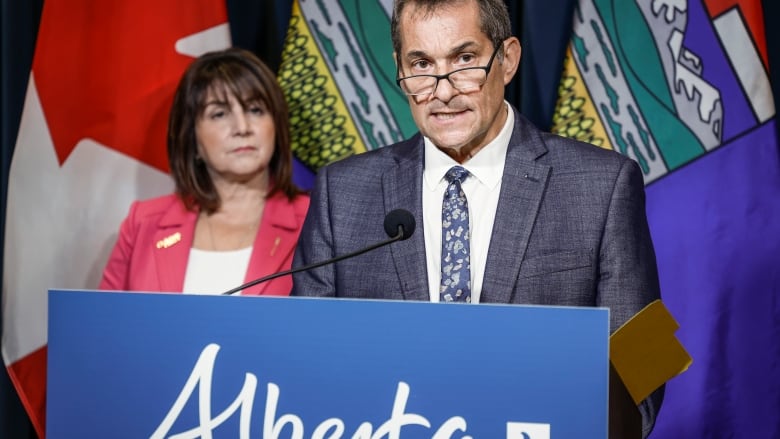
99,48,309,295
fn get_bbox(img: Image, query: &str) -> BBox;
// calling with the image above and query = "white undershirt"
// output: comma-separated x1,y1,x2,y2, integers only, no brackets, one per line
182,247,253,295
422,101,513,303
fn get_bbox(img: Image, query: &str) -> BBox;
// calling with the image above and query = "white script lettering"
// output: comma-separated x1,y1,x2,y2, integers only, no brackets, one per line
150,344,475,438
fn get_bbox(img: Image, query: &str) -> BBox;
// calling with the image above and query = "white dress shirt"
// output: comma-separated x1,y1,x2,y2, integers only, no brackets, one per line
422,102,513,303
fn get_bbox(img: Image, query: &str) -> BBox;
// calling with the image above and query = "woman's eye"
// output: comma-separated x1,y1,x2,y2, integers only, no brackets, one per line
209,110,226,119
249,105,265,115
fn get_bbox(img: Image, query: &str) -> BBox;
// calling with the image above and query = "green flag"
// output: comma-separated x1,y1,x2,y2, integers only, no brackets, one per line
278,0,415,172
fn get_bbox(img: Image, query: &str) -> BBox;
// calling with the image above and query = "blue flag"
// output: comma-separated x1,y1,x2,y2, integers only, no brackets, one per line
553,1,780,436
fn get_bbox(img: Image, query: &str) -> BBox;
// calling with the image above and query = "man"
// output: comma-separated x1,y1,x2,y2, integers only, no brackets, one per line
292,0,662,435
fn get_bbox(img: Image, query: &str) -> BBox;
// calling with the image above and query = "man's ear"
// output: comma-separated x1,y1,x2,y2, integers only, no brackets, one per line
501,37,522,85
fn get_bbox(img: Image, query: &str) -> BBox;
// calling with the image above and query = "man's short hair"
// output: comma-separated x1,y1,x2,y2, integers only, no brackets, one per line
391,0,512,59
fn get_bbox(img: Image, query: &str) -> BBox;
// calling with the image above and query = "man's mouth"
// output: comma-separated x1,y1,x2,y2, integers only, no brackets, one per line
431,109,467,120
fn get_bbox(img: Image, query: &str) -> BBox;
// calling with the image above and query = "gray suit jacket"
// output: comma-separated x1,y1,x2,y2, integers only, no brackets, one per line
292,107,662,435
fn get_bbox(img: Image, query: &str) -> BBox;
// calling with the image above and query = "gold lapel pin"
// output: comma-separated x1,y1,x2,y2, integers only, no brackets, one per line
269,236,281,256
156,232,182,249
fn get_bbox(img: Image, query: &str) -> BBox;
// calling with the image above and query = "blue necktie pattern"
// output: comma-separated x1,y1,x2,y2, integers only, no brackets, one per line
440,166,471,303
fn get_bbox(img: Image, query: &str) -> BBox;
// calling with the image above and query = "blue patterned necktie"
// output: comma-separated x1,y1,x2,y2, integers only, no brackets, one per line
440,166,471,303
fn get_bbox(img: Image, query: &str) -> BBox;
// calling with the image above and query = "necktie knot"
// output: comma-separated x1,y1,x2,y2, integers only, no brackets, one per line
445,166,469,184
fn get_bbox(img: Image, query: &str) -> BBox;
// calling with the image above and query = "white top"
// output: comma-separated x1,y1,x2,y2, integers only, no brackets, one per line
422,101,513,303
182,247,253,295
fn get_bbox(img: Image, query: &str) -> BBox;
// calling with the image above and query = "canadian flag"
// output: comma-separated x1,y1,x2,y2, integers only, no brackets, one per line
2,1,231,436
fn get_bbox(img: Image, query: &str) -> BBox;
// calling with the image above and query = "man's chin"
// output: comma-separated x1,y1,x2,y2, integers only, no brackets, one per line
429,138,479,158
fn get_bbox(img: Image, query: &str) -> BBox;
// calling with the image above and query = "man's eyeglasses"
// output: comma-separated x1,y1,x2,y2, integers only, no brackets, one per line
396,43,503,97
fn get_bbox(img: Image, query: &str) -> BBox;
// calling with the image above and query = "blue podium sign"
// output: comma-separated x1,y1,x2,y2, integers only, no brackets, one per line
47,290,609,438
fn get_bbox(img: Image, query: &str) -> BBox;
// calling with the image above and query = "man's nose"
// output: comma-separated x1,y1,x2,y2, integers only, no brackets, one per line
429,76,458,102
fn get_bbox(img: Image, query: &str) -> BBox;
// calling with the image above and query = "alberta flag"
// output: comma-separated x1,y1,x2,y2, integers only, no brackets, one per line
553,1,780,437
278,0,415,174
1,1,230,436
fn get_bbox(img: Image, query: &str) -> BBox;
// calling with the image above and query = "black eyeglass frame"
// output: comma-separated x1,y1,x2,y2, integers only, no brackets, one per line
395,42,504,97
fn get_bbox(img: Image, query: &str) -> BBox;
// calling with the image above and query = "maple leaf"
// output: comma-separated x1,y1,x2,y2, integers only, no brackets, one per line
32,0,228,173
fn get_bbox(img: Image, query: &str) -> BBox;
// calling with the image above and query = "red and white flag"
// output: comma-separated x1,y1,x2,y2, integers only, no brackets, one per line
2,2,230,435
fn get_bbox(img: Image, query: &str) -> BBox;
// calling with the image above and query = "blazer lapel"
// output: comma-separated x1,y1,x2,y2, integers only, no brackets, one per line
481,112,551,304
153,198,197,293
243,192,302,295
383,137,429,301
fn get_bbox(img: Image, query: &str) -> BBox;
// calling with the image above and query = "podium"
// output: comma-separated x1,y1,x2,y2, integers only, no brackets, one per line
48,290,613,438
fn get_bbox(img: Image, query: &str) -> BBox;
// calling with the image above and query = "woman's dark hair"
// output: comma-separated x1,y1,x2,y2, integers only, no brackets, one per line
168,47,300,213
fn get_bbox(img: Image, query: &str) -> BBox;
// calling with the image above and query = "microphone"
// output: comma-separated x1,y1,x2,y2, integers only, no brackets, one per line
221,209,416,295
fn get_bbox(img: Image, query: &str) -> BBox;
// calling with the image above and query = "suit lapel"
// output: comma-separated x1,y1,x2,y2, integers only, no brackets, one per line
153,198,197,293
481,112,551,304
383,137,429,301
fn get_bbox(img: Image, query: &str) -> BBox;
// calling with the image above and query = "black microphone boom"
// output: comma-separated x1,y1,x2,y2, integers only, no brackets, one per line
221,209,416,296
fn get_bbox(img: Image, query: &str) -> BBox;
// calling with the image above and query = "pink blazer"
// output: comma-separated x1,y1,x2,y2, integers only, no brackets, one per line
99,192,310,295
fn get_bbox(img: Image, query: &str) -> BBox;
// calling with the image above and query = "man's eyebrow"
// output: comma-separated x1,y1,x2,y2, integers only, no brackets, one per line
404,49,429,60
403,42,479,61
447,41,478,56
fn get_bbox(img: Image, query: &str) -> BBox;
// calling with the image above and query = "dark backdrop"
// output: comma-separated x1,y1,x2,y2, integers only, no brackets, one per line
1,1,777,437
